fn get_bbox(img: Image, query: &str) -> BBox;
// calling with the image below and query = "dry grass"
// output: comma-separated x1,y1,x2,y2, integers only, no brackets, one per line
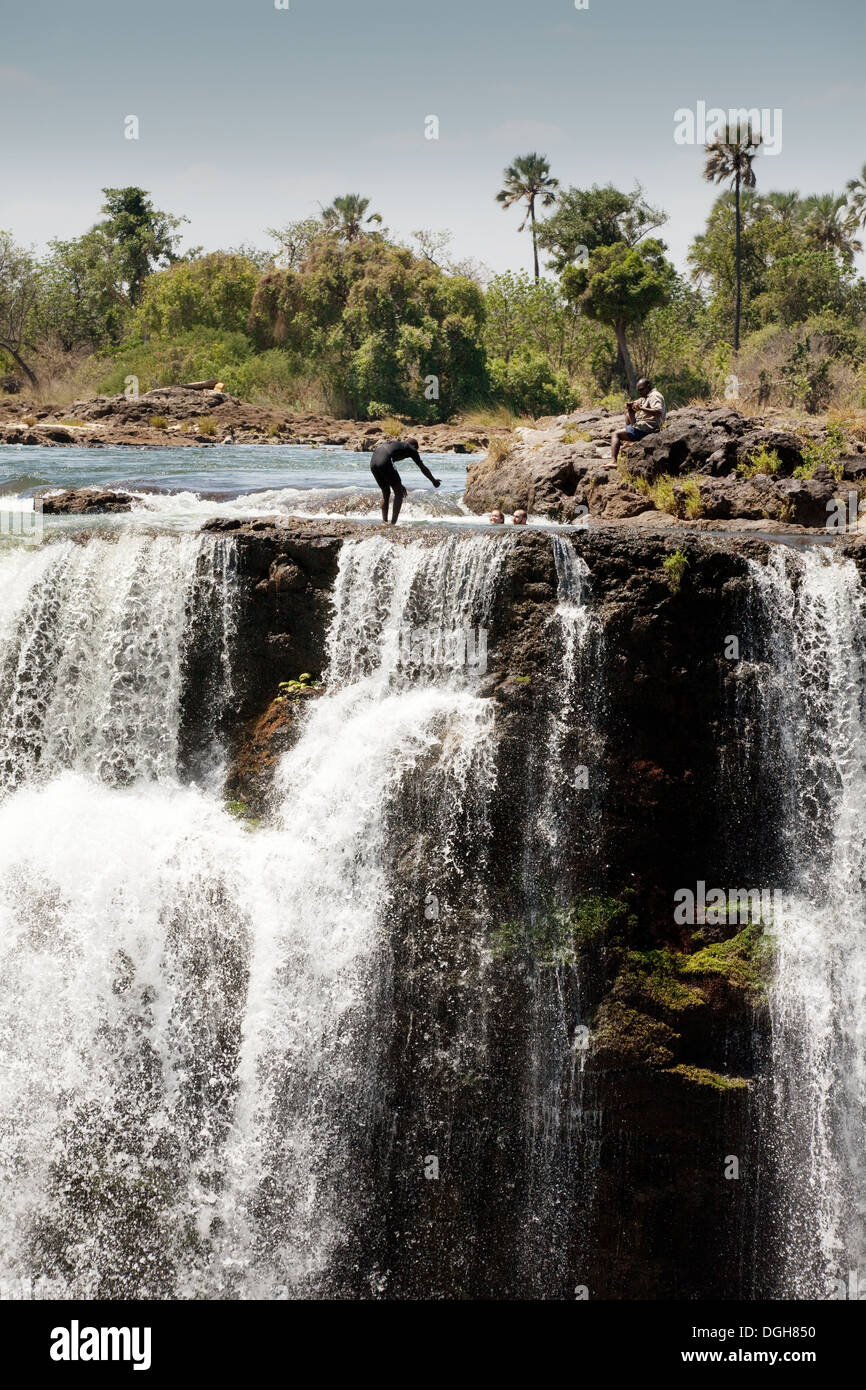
485,434,513,463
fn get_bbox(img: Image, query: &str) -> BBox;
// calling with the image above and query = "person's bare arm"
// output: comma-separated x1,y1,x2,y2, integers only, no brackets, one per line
409,448,440,486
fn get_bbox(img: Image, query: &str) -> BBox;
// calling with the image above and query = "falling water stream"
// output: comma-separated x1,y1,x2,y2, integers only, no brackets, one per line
0,529,506,1298
748,547,866,1298
1,521,865,1299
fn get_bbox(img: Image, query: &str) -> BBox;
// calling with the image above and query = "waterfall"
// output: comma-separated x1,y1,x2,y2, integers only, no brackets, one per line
0,533,238,791
0,530,505,1298
516,535,603,1296
749,546,866,1297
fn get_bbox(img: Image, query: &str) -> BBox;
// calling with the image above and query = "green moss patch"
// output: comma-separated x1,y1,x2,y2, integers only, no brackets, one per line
668,1063,748,1092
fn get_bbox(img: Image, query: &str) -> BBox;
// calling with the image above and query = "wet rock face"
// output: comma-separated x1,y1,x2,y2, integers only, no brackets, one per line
212,518,812,1296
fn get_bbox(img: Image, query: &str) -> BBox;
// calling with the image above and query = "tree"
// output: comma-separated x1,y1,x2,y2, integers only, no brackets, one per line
845,163,866,234
0,232,42,387
702,122,762,351
562,238,674,391
688,189,771,340
761,190,802,230
248,236,487,419
134,252,262,337
495,153,559,280
536,183,666,273
320,194,382,242
410,228,490,285
800,193,863,264
98,187,188,304
36,229,128,351
266,217,324,269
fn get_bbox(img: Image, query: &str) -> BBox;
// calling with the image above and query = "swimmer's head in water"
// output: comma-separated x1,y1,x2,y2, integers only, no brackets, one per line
512,509,528,525
489,509,504,524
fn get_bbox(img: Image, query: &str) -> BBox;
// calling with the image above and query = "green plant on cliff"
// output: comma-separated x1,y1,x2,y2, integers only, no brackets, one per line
681,922,775,993
681,476,703,518
662,548,689,591
492,891,635,966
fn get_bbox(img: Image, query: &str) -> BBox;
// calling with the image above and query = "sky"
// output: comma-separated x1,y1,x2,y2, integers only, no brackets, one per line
2,0,865,278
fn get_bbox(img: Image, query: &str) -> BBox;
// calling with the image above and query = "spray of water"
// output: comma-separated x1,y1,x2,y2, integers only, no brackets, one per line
0,530,504,1298
749,546,866,1296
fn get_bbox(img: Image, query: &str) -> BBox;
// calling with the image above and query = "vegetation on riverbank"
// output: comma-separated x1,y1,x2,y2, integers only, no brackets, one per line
2,148,866,420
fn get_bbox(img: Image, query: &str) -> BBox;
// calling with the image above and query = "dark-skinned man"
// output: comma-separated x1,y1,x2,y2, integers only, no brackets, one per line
608,378,666,466
370,436,440,524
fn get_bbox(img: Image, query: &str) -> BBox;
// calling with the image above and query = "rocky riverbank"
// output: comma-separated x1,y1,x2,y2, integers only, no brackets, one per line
0,384,504,452
464,404,866,531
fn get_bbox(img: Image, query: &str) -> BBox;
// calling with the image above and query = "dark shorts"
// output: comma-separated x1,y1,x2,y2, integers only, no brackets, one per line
624,423,657,441
371,459,403,491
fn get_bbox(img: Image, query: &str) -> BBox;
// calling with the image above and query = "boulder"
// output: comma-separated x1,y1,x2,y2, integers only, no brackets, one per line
38,488,135,514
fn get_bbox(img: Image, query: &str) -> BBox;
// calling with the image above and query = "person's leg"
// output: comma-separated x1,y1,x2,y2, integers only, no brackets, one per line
378,484,391,522
610,428,630,464
390,483,408,524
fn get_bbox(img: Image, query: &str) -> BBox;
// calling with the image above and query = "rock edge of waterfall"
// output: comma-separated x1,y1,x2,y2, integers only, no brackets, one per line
190,516,866,1297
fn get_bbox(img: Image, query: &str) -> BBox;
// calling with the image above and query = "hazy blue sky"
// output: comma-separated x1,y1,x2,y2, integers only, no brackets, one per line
2,0,865,276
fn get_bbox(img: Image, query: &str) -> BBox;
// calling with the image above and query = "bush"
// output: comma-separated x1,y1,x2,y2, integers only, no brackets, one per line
663,548,689,592
487,350,576,417
135,252,261,337
98,327,254,395
738,445,782,478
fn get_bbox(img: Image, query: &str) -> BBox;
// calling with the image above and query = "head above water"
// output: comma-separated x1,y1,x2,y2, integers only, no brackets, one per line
489,509,505,525
636,378,652,396
512,509,528,525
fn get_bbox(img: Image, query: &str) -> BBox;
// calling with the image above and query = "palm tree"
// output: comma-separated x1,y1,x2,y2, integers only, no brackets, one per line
496,153,559,280
845,163,866,235
320,194,382,242
703,122,762,351
761,190,801,229
800,192,863,264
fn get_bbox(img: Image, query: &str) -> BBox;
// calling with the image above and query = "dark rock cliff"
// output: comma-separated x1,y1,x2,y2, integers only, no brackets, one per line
199,516,864,1298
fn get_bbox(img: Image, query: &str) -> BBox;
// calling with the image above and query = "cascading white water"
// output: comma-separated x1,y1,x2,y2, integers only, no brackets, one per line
0,529,504,1299
749,546,866,1297
0,533,237,790
519,535,601,1294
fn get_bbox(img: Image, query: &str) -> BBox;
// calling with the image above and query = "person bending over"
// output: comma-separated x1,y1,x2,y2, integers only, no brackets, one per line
370,436,440,524
609,378,666,466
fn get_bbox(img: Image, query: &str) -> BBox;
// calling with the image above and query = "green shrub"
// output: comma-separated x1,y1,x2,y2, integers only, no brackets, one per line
148,415,168,430
793,423,846,481
98,327,254,395
663,548,689,592
487,349,577,418
197,416,218,437
738,445,782,478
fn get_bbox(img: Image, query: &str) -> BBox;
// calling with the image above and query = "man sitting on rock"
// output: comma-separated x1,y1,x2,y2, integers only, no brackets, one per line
609,378,666,466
